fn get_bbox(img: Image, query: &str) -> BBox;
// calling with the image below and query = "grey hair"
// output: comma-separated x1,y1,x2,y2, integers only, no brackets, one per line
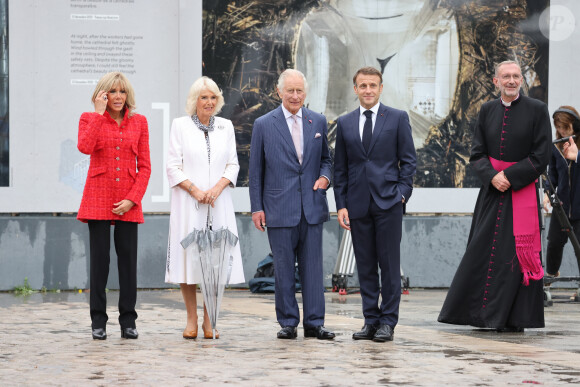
494,60,521,78
277,69,309,93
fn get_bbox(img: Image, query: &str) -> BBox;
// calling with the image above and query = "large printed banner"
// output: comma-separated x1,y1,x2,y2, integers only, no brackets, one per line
202,0,550,190
202,0,580,212
4,0,200,213
2,1,579,213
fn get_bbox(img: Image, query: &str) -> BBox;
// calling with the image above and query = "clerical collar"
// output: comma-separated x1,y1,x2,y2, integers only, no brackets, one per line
501,94,520,107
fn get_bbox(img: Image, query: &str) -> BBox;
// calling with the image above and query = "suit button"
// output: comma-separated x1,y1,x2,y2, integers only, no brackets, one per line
116,157,120,160
116,146,120,150
115,178,120,182
120,139,123,142
298,188,301,192
116,167,120,171
120,132,123,135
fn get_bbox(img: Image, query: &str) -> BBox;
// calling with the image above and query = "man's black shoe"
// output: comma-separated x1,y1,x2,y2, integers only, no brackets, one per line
352,324,378,340
304,326,335,340
277,326,298,339
373,324,394,342
121,327,139,339
92,328,107,340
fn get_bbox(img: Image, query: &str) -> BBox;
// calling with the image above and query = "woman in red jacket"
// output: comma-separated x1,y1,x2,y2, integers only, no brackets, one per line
77,72,151,340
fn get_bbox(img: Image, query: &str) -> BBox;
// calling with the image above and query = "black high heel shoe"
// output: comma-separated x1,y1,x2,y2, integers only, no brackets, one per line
121,327,138,339
92,328,107,340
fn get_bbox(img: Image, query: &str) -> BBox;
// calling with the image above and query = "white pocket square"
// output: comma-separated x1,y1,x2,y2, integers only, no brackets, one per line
314,133,321,138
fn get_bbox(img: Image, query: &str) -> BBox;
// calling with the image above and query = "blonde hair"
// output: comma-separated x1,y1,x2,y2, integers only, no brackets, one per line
91,72,136,115
185,76,225,116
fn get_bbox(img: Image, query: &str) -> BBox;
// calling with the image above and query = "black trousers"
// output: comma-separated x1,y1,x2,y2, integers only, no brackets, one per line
88,220,138,329
546,215,580,275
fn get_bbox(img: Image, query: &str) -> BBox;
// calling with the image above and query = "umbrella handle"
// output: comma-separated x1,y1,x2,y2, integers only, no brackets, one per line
206,204,213,230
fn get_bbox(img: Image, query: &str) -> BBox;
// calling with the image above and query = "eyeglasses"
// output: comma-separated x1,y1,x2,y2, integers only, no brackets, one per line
500,74,522,81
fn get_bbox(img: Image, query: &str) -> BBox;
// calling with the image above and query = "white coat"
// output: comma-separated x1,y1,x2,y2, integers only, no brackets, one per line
165,115,245,285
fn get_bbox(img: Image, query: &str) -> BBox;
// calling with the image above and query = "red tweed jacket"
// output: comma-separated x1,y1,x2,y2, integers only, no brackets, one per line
77,110,151,224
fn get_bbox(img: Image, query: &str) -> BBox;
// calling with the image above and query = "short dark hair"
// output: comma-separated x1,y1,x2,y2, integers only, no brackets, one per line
353,67,382,86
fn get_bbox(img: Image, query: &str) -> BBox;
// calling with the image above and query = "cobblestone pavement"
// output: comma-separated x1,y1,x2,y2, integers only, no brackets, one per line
0,288,579,386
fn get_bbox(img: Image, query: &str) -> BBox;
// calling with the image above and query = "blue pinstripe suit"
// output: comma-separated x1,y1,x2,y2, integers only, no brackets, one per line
249,105,331,328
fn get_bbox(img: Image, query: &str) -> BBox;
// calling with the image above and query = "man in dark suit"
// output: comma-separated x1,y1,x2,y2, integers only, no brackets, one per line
249,69,335,340
333,66,416,342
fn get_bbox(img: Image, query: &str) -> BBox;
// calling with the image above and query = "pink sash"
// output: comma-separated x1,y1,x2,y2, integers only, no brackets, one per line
489,157,544,285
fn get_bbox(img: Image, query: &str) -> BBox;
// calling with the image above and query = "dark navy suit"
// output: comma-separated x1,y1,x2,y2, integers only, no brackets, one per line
249,105,332,328
333,103,416,328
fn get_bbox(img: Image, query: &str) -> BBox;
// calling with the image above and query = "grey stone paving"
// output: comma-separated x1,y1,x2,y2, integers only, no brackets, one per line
1,289,579,386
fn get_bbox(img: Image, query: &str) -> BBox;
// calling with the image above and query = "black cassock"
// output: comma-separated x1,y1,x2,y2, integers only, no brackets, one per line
438,95,551,329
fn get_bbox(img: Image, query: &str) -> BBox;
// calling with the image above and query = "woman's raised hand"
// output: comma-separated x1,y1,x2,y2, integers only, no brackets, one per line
94,90,108,115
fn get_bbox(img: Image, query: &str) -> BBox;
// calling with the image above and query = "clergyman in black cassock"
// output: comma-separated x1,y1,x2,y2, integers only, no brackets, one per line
438,61,551,330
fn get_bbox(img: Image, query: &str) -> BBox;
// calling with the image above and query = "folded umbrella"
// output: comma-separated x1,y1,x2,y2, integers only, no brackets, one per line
181,206,238,338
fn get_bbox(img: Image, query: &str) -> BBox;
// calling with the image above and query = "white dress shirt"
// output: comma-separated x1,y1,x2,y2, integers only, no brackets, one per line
358,102,380,140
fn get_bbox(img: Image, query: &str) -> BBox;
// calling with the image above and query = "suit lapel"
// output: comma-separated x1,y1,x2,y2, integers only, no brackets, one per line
349,109,366,155
368,103,389,154
301,108,314,162
272,106,297,158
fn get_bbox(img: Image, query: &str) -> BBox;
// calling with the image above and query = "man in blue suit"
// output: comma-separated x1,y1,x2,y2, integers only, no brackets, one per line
334,66,416,342
249,69,335,340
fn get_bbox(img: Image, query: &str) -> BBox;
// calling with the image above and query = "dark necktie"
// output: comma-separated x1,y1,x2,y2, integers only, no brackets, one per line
362,110,373,153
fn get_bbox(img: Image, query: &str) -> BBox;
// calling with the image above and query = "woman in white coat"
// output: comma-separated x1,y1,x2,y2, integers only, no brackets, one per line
165,76,245,339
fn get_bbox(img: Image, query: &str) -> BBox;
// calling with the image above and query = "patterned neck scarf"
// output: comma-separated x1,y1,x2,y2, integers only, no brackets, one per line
191,114,212,165
191,114,215,132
